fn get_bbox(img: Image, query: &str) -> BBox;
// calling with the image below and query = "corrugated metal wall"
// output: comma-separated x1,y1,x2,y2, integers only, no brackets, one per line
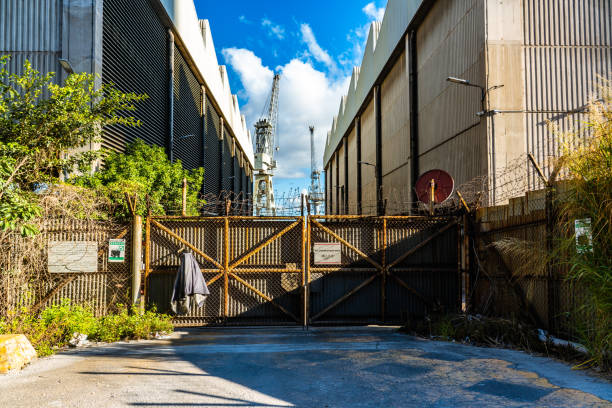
417,0,487,187
337,142,346,214
347,128,358,214
523,0,612,189
173,44,203,170
222,129,233,192
203,95,221,196
0,0,63,90
381,50,410,214
360,99,377,214
102,0,169,151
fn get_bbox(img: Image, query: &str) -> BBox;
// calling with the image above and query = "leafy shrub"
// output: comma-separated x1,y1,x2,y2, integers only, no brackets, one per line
0,300,173,357
94,305,173,343
71,139,205,219
0,56,145,236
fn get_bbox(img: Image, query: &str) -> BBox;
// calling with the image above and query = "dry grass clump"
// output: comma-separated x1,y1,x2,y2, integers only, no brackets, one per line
0,184,120,319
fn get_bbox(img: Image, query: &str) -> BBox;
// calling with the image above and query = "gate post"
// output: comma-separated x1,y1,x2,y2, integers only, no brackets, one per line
224,217,230,320
460,214,470,312
302,216,308,328
131,215,143,308
381,218,387,322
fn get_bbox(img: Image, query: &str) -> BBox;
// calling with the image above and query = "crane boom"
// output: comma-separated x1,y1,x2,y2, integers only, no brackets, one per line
308,126,324,214
253,73,281,216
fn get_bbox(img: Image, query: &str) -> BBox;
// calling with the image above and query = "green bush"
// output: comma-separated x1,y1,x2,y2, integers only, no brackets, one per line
94,305,173,343
71,139,205,219
0,56,145,236
0,300,173,357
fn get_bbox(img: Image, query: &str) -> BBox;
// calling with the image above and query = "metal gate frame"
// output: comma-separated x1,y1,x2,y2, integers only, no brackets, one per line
144,215,462,327
145,216,307,325
307,215,460,325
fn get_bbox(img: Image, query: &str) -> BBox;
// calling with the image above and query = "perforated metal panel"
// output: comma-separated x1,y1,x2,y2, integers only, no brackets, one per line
222,132,233,192
203,96,220,195
102,0,169,152
173,45,203,170
234,159,242,194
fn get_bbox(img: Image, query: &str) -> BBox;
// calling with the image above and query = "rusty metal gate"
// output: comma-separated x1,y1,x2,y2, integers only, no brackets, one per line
145,216,306,326
308,216,460,324
145,215,460,326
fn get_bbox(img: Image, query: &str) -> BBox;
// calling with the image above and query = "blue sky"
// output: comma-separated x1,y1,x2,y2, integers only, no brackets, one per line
194,0,387,205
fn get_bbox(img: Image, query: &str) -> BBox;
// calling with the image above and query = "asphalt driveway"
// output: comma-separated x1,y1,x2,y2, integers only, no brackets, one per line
1,327,610,407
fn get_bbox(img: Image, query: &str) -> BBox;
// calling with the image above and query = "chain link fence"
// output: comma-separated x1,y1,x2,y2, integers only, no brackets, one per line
1,218,132,319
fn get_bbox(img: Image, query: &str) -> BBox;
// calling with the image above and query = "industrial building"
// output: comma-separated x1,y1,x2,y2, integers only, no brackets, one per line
0,0,254,203
324,0,611,215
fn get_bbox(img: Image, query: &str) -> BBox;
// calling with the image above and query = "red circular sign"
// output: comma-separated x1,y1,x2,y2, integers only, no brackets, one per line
415,169,454,204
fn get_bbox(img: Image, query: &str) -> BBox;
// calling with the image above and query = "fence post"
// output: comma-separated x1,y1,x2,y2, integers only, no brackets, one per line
381,218,387,322
182,178,187,216
528,153,558,332
545,181,557,333
131,215,143,308
302,216,308,329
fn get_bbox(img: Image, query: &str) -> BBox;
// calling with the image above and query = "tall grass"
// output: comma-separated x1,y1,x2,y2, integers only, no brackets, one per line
556,79,611,368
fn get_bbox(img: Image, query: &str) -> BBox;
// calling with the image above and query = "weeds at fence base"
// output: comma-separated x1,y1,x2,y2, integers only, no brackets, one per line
0,299,173,357
400,314,611,375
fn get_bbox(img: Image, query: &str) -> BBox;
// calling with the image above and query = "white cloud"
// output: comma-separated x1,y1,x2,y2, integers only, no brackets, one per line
363,2,385,21
339,1,387,68
261,18,285,40
300,24,337,73
222,48,350,179
238,15,252,24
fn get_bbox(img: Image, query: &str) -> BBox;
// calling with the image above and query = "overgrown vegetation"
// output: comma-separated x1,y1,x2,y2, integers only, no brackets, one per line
401,314,591,370
0,299,173,357
0,55,145,236
554,80,612,369
71,139,205,218
489,81,612,371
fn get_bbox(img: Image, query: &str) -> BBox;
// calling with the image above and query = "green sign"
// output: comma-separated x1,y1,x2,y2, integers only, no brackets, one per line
575,218,593,254
108,239,126,262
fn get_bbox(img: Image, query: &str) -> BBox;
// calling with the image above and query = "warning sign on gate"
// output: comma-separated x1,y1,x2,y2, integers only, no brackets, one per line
108,239,126,263
313,242,342,265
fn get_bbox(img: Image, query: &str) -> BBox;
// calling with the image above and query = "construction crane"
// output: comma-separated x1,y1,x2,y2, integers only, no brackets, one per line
253,73,281,216
308,126,324,214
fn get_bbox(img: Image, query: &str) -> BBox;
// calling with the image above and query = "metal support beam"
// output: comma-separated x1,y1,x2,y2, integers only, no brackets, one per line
356,117,362,215
168,30,175,163
131,215,143,305
335,152,340,215
374,85,383,216
344,137,349,215
408,31,419,211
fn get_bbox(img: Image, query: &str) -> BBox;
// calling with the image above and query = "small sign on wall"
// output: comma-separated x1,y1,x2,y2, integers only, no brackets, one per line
108,239,126,263
575,218,593,254
48,241,98,273
313,242,342,265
